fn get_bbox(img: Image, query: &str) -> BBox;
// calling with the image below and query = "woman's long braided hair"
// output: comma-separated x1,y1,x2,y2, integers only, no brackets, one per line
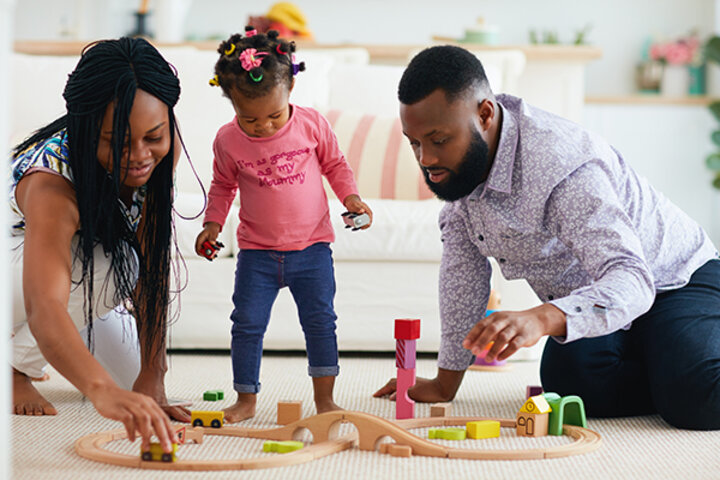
13,37,182,361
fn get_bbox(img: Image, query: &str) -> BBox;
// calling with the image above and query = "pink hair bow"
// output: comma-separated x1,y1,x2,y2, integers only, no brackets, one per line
239,48,269,71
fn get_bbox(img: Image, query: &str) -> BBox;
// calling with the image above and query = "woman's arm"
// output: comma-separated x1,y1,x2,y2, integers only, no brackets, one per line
16,172,178,452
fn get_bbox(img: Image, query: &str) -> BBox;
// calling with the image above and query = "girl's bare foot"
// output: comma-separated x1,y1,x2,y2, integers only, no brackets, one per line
313,376,343,414
316,399,343,414
12,368,57,415
222,392,256,423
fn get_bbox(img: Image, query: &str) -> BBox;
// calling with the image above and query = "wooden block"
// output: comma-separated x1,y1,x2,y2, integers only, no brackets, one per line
378,443,390,454
394,318,420,340
466,420,500,439
428,427,466,440
262,440,304,453
387,444,413,457
526,385,543,399
277,401,302,425
396,367,416,420
430,402,451,417
516,412,548,437
395,338,417,369
203,389,224,401
520,395,552,414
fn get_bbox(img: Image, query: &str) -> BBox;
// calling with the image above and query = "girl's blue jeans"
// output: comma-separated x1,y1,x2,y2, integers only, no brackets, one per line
541,258,720,430
230,242,339,394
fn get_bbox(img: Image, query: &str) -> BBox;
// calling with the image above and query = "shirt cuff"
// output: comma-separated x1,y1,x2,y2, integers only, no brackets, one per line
549,294,605,343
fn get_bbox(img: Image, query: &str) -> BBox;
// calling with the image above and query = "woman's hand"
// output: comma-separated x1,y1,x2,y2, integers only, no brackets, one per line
462,303,567,363
88,382,179,453
342,194,373,229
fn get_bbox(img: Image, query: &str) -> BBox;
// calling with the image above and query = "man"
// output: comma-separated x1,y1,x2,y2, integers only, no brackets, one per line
374,45,720,430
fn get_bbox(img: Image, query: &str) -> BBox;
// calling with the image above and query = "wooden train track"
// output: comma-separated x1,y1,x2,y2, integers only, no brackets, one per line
75,410,602,470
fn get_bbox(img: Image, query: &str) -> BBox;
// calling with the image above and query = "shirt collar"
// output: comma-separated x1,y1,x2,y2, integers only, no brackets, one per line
482,101,519,196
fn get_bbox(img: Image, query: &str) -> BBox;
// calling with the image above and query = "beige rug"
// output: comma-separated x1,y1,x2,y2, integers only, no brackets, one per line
11,353,720,479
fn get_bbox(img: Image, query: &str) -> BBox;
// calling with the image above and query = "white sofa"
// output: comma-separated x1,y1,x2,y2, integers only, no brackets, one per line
10,44,543,356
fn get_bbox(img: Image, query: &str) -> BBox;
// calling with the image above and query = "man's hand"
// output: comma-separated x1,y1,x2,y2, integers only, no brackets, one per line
373,369,466,403
462,303,567,363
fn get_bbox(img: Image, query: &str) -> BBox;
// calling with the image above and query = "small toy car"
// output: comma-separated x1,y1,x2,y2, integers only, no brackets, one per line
140,442,178,462
341,212,370,231
191,410,224,428
201,240,224,261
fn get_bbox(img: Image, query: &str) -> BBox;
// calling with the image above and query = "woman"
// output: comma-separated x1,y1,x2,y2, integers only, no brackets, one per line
11,37,190,453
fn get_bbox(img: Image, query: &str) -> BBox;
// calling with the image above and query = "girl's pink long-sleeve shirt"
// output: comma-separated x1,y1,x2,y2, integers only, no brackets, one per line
203,105,359,251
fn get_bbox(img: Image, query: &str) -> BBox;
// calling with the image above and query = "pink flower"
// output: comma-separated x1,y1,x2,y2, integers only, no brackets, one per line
649,35,700,65
239,48,269,71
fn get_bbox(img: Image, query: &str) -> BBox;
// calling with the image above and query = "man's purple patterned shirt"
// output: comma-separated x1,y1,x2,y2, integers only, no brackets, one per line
437,94,718,371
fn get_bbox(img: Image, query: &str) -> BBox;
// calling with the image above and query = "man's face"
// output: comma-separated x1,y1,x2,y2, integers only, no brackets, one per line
400,89,492,201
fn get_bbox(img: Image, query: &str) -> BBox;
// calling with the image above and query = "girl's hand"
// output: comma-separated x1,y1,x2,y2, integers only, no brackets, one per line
88,383,179,453
194,222,222,258
343,194,373,229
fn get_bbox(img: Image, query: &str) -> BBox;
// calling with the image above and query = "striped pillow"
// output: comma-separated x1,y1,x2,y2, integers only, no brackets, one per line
322,109,434,201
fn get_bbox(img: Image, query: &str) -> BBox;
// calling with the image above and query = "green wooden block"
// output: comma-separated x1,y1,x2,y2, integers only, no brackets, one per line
262,440,304,453
428,427,466,440
543,392,587,435
203,390,224,401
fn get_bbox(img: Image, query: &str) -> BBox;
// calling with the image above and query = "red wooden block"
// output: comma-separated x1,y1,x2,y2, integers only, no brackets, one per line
394,318,420,340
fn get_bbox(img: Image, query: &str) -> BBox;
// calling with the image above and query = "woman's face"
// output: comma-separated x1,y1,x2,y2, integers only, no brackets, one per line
96,89,171,188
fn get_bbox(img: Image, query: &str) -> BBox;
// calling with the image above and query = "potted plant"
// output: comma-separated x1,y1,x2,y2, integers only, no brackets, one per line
705,36,720,189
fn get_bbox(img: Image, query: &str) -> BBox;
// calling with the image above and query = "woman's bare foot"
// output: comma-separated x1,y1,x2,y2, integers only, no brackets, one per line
12,368,57,415
313,376,343,414
222,392,256,423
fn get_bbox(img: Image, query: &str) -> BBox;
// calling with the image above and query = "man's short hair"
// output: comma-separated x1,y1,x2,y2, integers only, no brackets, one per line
398,45,490,105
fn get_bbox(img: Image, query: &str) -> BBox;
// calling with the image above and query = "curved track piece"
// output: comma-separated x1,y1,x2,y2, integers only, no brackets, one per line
75,411,601,470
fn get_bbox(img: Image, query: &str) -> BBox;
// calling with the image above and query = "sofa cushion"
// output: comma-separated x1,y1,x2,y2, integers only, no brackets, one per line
330,197,443,262
321,109,433,201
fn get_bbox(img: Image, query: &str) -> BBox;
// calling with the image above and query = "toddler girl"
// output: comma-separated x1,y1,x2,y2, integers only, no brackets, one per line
195,26,372,423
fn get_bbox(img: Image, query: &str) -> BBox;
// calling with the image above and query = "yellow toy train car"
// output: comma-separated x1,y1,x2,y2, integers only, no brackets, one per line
191,410,224,428
140,442,178,462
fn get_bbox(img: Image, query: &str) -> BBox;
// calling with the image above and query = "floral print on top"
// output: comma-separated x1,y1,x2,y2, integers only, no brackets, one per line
9,129,146,235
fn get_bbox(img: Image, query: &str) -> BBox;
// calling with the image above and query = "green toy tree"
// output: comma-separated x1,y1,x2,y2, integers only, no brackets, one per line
705,36,720,189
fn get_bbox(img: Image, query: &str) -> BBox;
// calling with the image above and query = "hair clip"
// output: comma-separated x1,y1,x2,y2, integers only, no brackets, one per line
276,44,288,55
239,48,269,71
249,70,263,82
292,63,301,76
245,28,258,37
224,43,236,56
208,75,219,87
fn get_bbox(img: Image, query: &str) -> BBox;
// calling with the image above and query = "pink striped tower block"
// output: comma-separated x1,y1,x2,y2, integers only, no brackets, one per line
395,318,420,420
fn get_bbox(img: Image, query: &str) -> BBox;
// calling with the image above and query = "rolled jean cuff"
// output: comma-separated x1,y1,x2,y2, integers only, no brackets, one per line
308,365,339,377
234,382,261,394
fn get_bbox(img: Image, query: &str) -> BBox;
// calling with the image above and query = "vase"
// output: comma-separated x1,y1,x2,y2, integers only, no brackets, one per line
660,64,690,97
687,64,706,95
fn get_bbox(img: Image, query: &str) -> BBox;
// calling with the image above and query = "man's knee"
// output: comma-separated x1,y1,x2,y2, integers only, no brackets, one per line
653,370,720,430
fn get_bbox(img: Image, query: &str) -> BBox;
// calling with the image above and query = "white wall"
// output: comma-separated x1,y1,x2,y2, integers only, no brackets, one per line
12,0,718,96
584,103,720,247
1,0,14,477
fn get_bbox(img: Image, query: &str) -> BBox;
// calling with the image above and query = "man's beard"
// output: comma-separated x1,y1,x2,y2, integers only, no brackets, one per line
422,129,490,201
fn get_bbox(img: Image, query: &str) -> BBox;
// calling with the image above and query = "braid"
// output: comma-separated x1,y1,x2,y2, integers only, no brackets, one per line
211,26,304,99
